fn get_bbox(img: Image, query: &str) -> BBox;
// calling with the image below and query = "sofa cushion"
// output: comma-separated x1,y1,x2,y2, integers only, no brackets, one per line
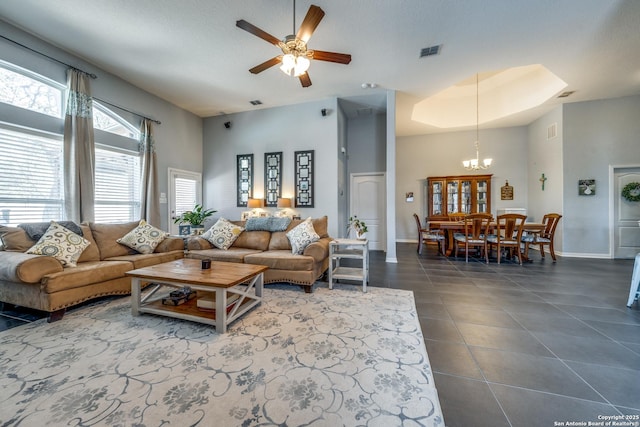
286,217,320,255
244,250,315,271
186,248,263,263
89,221,139,259
116,219,169,254
245,217,291,232
269,216,328,250
105,250,184,269
26,221,91,267
202,218,245,250
77,224,101,263
41,260,133,293
0,225,35,252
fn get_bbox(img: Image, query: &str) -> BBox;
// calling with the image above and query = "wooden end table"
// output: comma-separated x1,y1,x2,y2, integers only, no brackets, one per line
126,259,268,333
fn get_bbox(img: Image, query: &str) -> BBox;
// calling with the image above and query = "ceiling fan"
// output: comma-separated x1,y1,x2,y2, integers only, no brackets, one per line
236,2,351,87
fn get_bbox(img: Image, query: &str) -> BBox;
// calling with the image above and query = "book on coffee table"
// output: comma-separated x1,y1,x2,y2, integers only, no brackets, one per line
196,292,240,313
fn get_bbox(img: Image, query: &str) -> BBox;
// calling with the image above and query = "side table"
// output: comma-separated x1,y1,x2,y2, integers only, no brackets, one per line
328,238,369,292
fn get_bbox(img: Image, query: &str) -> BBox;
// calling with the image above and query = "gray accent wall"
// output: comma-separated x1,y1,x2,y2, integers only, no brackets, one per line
1,22,203,231
202,99,340,237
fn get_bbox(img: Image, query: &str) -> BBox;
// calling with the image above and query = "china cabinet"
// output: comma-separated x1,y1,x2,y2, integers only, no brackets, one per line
427,174,492,221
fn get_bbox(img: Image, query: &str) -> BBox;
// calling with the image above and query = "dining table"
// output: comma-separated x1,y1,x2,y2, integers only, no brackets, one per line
427,220,546,261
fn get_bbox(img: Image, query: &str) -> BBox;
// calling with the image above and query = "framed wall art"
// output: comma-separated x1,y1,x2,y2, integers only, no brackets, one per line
264,152,282,207
295,150,314,208
237,154,253,207
578,179,595,196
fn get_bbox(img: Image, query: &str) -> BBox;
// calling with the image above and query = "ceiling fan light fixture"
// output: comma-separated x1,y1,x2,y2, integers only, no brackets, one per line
280,53,310,77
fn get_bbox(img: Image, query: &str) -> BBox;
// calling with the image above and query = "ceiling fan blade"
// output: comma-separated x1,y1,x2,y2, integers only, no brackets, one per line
249,56,282,74
299,73,312,87
236,19,282,46
296,5,325,43
311,50,352,64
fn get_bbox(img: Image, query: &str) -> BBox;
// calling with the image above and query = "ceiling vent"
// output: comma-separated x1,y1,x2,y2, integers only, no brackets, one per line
249,100,262,105
420,45,442,58
547,123,558,140
557,90,575,98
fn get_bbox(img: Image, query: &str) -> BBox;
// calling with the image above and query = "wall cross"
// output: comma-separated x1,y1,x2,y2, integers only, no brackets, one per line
540,173,547,191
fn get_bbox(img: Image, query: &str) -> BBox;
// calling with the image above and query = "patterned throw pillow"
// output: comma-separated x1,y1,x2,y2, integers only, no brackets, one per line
286,217,320,255
116,219,168,254
202,218,245,250
26,221,90,267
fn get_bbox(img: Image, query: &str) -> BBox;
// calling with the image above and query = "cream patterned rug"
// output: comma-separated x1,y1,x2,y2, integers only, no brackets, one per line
0,284,443,427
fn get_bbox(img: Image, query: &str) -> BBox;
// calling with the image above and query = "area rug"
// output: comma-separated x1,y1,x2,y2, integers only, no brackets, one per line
0,284,444,427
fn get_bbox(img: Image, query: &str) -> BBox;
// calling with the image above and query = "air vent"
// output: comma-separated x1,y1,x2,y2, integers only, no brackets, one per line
249,100,262,105
557,91,575,98
420,44,442,58
547,123,557,140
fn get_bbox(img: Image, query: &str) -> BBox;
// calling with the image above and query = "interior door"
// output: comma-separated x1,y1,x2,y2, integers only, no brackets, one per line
168,168,202,235
614,167,640,258
350,173,386,251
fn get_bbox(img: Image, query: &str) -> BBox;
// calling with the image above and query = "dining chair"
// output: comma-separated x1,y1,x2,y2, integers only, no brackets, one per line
453,213,492,263
522,213,562,261
487,213,527,264
413,213,444,255
448,213,467,222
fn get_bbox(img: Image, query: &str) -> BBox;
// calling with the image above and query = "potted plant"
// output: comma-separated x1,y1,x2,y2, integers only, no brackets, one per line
347,215,368,240
173,204,217,235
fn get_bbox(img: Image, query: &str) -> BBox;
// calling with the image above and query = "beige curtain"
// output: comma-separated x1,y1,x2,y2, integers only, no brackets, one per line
63,69,95,223
140,119,160,226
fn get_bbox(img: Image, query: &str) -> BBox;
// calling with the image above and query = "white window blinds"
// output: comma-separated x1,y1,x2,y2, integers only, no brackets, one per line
94,146,141,223
174,177,197,217
0,126,64,226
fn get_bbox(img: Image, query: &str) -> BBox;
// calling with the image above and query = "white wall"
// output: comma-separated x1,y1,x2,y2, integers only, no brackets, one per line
0,22,203,231
202,99,341,237
395,126,528,240
562,95,640,256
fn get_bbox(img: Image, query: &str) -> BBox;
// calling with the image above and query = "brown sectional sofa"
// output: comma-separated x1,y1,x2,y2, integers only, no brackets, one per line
185,216,331,292
0,221,184,322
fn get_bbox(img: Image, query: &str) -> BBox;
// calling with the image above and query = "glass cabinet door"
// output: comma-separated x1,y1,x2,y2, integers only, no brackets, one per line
430,180,443,216
476,180,488,213
447,180,459,214
461,180,472,213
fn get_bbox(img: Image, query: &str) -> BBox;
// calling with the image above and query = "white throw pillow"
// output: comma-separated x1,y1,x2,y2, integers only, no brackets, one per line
116,219,168,254
286,217,320,255
202,218,245,250
26,221,90,267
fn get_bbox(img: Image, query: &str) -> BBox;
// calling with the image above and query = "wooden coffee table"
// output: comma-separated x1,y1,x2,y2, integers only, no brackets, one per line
126,259,268,333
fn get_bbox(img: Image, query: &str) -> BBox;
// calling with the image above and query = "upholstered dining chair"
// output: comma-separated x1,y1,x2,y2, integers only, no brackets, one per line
448,213,467,222
453,213,492,263
487,213,527,264
413,213,445,255
522,213,562,261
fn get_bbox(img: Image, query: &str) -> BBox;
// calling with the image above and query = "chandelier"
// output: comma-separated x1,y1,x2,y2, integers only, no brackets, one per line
463,73,492,170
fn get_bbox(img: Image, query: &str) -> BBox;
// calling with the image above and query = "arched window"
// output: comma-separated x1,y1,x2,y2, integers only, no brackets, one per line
93,102,139,139
0,60,64,118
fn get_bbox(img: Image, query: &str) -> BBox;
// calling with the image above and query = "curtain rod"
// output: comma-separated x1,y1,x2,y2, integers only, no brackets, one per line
95,98,161,125
1,34,160,125
0,34,97,79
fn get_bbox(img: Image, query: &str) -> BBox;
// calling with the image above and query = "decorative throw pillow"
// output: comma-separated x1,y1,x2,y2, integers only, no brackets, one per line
286,217,320,255
116,219,168,254
245,217,292,232
26,221,90,267
202,218,245,250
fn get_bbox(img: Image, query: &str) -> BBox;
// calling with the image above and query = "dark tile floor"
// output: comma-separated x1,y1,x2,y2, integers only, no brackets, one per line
367,243,640,427
2,243,639,427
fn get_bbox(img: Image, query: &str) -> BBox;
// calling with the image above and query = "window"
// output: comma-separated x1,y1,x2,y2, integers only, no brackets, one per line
0,126,64,226
0,60,64,118
93,102,139,139
94,146,141,223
